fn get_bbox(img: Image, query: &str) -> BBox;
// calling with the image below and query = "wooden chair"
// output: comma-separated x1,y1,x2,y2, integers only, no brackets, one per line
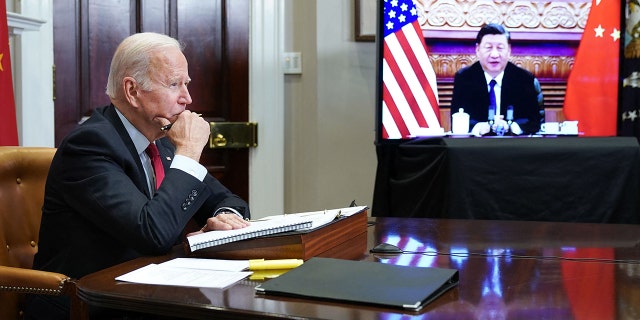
0,147,84,319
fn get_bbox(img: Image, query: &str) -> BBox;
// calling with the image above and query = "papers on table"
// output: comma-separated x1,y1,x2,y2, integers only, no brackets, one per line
161,257,249,271
254,205,368,231
115,257,307,288
116,206,369,289
115,258,252,289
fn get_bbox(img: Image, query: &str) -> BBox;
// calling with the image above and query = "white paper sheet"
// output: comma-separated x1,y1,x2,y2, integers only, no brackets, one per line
159,257,249,271
115,263,251,289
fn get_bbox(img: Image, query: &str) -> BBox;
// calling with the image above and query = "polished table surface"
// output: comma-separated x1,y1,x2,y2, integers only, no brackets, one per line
373,136,640,223
77,217,640,319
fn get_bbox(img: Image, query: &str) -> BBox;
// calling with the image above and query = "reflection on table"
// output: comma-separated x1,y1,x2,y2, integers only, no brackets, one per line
373,136,640,223
77,217,640,319
371,218,640,319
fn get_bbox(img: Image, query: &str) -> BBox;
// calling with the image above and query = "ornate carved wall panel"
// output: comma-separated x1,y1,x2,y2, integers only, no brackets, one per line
416,0,590,40
429,53,574,80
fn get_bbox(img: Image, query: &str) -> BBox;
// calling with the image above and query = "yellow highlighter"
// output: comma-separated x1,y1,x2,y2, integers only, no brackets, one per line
248,259,303,270
249,269,292,281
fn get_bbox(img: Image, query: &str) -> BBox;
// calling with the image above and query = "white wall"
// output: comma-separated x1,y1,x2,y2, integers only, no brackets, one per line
8,0,54,147
283,0,378,213
249,0,285,218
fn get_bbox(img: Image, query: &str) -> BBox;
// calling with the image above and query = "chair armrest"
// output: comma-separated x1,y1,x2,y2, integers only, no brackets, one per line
0,265,74,295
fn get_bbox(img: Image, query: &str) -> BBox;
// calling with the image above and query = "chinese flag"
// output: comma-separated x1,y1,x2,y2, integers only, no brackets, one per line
0,1,18,146
563,0,620,136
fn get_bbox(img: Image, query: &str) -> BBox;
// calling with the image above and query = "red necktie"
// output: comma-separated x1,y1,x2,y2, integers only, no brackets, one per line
145,143,165,190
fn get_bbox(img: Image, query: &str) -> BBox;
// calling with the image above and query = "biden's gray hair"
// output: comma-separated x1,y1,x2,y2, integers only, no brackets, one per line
105,32,184,100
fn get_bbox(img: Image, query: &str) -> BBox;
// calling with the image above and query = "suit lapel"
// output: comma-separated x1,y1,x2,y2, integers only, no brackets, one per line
102,105,153,198
500,63,515,103
472,63,490,104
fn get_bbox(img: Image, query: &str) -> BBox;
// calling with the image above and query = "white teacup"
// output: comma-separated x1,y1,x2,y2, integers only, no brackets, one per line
561,121,578,135
541,122,560,134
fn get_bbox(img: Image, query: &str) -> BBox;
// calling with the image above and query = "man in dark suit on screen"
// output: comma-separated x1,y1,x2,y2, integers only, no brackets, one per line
451,23,543,136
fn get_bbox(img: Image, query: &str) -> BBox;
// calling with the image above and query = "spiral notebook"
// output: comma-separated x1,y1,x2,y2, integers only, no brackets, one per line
187,216,313,252
186,207,364,252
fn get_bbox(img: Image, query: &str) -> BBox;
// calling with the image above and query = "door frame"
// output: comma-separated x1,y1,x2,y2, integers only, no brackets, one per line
248,0,285,218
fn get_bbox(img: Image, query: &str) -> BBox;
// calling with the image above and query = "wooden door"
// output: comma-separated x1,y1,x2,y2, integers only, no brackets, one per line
53,0,250,201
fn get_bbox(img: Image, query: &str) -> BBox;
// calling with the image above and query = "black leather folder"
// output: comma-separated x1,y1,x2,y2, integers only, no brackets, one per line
254,257,459,311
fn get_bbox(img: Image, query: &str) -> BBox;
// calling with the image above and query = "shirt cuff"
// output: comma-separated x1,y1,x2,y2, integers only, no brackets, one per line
170,154,207,181
213,207,244,219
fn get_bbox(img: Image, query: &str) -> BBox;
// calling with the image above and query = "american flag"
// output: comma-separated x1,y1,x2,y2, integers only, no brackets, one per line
382,0,440,139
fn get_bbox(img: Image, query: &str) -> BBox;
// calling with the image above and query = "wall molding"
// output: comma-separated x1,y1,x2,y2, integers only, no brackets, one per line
248,0,285,218
7,11,45,35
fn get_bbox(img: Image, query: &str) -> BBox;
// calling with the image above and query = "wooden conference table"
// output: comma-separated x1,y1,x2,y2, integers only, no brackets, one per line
77,217,640,319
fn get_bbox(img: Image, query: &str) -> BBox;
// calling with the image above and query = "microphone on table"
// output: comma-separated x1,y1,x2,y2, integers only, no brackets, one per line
505,105,516,136
483,107,497,136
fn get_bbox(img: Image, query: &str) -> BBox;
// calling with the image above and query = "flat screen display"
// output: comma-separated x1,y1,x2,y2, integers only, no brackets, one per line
375,0,623,143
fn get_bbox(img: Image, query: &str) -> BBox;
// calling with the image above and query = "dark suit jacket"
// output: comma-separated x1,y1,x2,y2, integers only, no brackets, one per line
33,105,250,280
451,61,543,134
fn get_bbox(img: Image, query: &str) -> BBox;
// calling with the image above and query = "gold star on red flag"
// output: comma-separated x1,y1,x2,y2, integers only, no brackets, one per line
0,52,3,71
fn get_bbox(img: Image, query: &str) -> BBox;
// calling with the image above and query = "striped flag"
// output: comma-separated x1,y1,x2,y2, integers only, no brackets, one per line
0,1,18,145
382,0,440,139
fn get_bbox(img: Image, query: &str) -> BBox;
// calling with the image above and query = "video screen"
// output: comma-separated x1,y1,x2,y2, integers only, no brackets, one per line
375,0,622,142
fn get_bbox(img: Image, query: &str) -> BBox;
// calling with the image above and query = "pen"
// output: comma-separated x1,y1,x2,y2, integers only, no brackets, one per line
248,259,303,270
160,113,202,131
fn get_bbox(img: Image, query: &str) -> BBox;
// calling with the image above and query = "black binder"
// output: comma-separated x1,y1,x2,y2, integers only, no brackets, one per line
255,257,459,311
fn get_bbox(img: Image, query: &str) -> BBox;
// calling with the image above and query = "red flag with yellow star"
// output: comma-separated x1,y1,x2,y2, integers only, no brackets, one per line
563,0,621,136
0,1,18,145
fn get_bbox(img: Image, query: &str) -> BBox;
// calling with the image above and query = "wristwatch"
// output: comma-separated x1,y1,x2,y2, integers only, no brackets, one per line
213,207,244,219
